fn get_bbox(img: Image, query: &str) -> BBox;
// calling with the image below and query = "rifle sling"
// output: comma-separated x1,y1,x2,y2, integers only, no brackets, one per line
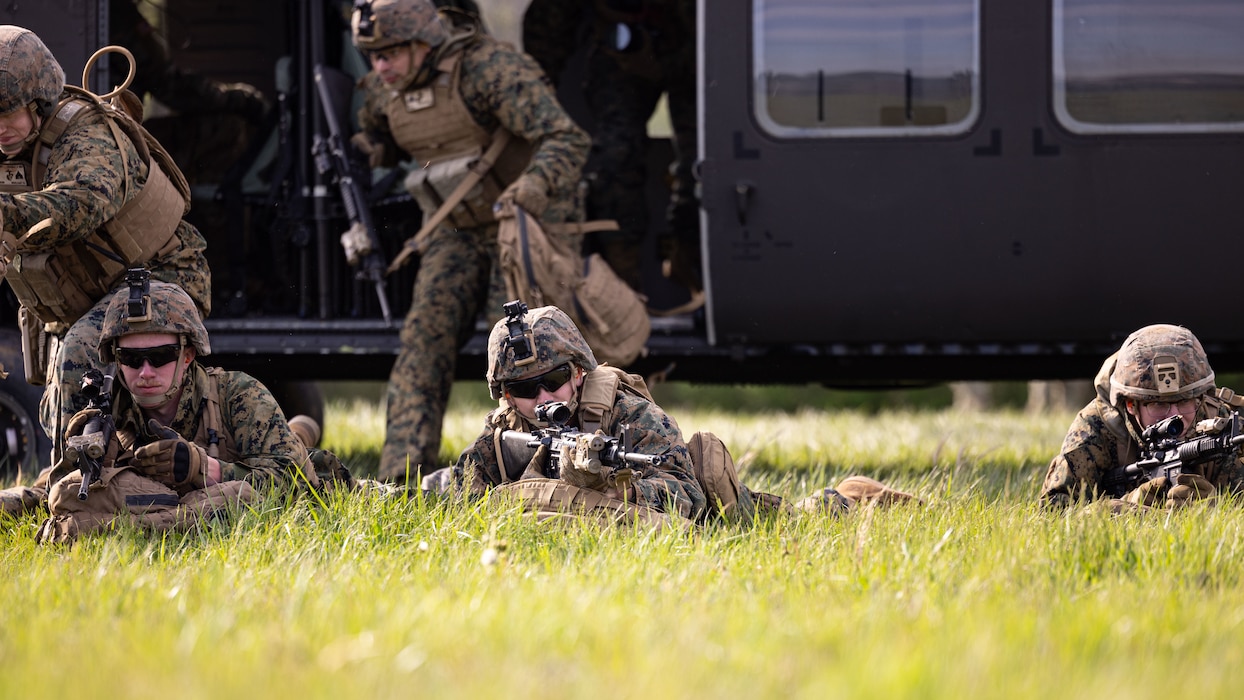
387,128,512,274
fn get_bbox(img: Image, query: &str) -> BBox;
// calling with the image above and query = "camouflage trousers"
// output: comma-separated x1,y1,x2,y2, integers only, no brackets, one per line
380,224,497,482
380,191,583,482
38,294,114,467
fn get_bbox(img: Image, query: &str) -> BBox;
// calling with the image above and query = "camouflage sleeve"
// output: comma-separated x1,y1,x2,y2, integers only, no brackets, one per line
458,38,589,200
215,371,311,491
455,408,510,495
1040,400,1123,508
605,392,706,519
521,0,586,84
0,107,140,247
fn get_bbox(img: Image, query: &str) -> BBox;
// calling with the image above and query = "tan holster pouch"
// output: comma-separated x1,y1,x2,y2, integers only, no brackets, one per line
18,304,49,386
492,478,682,531
403,150,505,230
36,467,257,544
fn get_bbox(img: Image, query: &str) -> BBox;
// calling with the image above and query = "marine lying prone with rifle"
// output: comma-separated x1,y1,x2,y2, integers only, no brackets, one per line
1041,324,1244,511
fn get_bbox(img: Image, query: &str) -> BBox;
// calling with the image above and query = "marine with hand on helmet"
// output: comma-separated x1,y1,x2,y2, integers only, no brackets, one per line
1040,324,1242,510
0,25,210,467
29,273,316,543
348,0,589,483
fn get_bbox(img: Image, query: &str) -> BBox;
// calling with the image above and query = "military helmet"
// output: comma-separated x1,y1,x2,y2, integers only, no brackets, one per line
1109,324,1214,405
98,281,211,363
0,26,65,117
487,305,597,400
351,0,448,52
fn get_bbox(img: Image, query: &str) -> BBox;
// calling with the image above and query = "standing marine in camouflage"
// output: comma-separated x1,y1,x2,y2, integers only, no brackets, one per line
523,0,700,293
349,0,589,482
0,26,211,465
31,278,313,542
1040,324,1240,511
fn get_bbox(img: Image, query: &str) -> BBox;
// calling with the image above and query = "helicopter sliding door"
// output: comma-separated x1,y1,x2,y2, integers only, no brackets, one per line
700,0,1244,359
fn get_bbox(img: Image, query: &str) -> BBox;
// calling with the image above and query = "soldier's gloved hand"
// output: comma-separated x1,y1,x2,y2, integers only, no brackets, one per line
1166,473,1217,508
350,132,387,170
518,443,551,480
132,419,206,489
1123,476,1169,507
340,222,373,266
495,175,549,219
65,408,103,438
557,443,610,493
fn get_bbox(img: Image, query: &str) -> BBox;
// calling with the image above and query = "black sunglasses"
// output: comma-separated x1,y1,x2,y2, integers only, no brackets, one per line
504,364,574,399
114,343,183,370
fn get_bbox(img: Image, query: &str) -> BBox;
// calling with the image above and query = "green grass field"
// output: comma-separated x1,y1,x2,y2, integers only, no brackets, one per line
3,387,1243,698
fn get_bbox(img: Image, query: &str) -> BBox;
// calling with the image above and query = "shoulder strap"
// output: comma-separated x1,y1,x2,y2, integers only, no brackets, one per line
578,367,622,435
387,127,511,273
200,367,227,460
31,96,93,187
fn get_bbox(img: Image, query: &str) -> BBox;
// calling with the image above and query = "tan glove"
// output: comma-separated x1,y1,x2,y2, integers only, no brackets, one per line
496,175,549,218
1123,476,1169,507
132,419,207,489
1166,473,1217,508
340,222,373,266
350,132,387,170
65,408,102,438
556,437,610,493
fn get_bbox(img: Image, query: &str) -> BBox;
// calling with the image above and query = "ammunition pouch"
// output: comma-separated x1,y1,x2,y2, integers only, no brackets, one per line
5,163,181,327
403,151,505,230
18,305,49,386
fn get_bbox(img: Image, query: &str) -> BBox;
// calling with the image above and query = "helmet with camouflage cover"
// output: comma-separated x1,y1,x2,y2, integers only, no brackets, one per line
1109,324,1214,406
351,0,448,52
0,25,65,118
98,280,211,363
487,304,597,400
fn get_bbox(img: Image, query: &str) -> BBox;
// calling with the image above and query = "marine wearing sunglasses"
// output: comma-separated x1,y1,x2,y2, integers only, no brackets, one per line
114,334,194,416
502,363,583,421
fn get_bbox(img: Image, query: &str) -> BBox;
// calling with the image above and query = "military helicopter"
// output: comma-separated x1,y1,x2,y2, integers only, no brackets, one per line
1,0,1242,475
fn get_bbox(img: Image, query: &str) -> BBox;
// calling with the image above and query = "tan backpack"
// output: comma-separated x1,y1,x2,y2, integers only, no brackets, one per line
495,204,650,367
685,431,756,522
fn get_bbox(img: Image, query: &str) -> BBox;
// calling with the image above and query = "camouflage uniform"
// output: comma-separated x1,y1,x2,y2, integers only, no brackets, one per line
0,26,211,466
352,1,588,481
108,365,310,490
1040,324,1244,509
451,304,705,518
30,281,308,541
523,0,699,291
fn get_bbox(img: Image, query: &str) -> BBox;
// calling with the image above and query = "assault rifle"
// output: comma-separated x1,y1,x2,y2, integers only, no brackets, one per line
311,63,392,324
64,368,116,501
1102,412,1244,497
499,401,667,489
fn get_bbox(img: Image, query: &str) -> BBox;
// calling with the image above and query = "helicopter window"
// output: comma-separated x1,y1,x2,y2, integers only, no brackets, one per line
1053,0,1244,134
753,0,980,138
